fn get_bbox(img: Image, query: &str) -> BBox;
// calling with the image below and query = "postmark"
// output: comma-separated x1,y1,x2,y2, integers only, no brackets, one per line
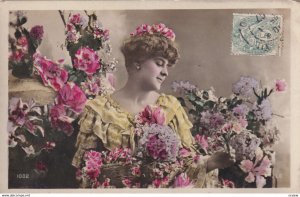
231,13,283,56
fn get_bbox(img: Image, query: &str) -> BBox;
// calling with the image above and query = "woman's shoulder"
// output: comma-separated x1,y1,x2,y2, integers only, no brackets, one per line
157,93,182,109
84,95,109,112
83,94,130,126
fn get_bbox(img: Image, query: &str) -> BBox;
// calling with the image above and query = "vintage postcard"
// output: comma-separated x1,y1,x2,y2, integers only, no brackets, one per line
0,0,300,194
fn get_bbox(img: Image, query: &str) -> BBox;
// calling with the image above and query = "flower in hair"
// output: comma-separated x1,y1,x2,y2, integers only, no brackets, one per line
130,23,176,41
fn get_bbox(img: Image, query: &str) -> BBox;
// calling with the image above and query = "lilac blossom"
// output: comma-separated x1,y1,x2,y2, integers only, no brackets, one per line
232,76,259,97
171,80,197,93
229,131,261,161
233,104,250,117
253,99,272,121
30,25,44,40
200,111,225,130
138,124,180,162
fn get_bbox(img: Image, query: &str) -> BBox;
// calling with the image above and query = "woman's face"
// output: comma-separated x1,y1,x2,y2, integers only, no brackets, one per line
134,56,169,91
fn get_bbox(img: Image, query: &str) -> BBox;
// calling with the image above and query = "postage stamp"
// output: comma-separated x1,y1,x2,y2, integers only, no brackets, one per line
231,13,283,56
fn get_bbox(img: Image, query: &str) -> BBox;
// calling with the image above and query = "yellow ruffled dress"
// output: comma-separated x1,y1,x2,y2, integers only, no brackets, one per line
72,94,218,188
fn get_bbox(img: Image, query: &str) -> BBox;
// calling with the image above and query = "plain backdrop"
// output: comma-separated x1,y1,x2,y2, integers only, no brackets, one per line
11,9,290,187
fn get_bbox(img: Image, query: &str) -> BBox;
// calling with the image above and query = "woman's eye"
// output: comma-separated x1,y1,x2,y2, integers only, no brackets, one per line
156,61,163,66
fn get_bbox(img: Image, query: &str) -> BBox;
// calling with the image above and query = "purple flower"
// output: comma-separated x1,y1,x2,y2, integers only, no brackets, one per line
232,76,259,97
229,131,261,161
30,25,44,40
171,80,197,93
138,124,180,162
233,104,249,117
200,111,225,130
253,99,272,121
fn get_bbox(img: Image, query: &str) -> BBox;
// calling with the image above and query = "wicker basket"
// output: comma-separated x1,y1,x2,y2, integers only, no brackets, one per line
99,163,137,188
99,162,183,188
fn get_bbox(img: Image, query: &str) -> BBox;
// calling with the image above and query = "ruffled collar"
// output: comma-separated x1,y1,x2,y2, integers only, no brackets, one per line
105,93,166,119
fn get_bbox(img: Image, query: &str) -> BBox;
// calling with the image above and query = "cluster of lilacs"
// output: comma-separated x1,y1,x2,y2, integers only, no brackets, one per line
9,11,44,78
78,105,196,188
171,76,287,188
133,105,196,188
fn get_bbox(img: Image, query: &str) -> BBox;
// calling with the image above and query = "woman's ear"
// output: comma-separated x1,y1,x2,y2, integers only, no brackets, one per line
133,62,141,70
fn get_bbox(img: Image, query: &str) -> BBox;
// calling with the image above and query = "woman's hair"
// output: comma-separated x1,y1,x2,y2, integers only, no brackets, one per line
121,33,180,68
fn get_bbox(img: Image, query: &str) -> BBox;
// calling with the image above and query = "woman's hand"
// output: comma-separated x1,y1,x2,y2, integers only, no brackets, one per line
206,151,235,172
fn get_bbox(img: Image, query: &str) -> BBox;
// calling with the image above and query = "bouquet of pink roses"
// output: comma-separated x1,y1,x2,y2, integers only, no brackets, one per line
79,148,142,188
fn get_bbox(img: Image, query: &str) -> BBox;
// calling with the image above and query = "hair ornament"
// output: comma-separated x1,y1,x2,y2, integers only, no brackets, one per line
130,23,176,41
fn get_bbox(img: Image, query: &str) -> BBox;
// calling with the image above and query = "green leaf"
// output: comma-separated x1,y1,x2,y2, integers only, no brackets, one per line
204,101,215,109
189,109,198,116
264,88,268,98
202,91,209,100
195,99,204,107
187,93,196,102
176,97,186,107
14,29,22,39
68,75,78,82
19,17,27,26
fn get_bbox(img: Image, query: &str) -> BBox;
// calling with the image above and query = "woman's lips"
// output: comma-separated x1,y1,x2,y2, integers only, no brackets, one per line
157,77,163,83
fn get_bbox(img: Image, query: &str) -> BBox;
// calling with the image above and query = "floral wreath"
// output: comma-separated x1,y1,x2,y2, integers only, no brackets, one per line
130,23,176,41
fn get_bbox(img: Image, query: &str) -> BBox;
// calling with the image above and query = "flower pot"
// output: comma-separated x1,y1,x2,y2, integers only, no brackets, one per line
9,72,56,105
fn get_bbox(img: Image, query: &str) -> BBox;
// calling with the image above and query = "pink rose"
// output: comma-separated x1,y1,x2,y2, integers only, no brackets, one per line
173,173,193,188
85,166,100,180
122,178,132,187
102,178,111,188
57,82,87,113
33,53,68,91
9,50,25,62
222,179,235,188
81,78,101,96
73,47,101,75
85,150,102,162
139,105,165,125
178,148,191,158
275,79,287,92
194,134,209,150
17,36,28,51
35,161,47,172
130,24,152,36
94,28,110,40
69,13,82,25
152,179,162,188
49,104,74,136
131,166,141,177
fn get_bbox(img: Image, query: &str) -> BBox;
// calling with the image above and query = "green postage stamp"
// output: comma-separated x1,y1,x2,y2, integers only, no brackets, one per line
232,13,283,56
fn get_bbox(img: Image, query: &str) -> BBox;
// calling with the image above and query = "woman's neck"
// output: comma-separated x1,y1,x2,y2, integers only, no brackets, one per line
113,79,160,106
118,78,159,106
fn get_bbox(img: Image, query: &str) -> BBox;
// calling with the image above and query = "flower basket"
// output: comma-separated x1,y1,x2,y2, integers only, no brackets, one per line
99,163,137,188
140,161,183,187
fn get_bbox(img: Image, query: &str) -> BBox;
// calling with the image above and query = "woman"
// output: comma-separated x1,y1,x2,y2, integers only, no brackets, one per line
72,23,234,188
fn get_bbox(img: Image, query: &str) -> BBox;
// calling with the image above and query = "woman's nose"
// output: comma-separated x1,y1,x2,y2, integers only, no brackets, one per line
161,66,168,77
